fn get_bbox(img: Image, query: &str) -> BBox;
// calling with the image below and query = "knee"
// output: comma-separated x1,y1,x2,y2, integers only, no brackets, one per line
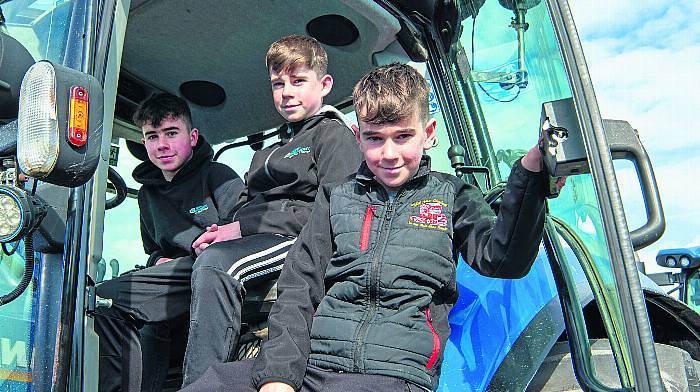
193,241,230,271
95,278,119,299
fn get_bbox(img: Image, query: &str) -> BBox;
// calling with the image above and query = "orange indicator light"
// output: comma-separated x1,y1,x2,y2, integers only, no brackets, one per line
68,86,89,147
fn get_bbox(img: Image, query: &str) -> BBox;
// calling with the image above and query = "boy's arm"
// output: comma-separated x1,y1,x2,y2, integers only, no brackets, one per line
251,185,334,391
452,158,546,278
208,163,245,223
140,212,166,267
314,120,363,184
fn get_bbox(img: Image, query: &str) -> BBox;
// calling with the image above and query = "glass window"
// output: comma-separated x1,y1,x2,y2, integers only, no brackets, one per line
1,0,75,63
101,137,257,280
448,0,632,387
0,242,35,391
685,270,700,314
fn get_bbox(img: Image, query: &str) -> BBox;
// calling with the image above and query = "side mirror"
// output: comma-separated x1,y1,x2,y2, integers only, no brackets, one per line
17,61,104,187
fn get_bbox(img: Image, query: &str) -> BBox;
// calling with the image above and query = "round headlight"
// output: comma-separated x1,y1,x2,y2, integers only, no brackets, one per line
665,256,677,268
680,256,692,268
0,185,47,243
0,186,29,242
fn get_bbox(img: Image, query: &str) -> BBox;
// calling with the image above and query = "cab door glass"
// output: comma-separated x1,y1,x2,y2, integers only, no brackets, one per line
1,1,76,388
685,270,700,314
453,0,630,382
101,138,256,281
1,0,74,62
102,139,148,280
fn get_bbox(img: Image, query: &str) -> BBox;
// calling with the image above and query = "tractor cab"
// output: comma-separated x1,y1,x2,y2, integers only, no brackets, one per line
1,1,699,391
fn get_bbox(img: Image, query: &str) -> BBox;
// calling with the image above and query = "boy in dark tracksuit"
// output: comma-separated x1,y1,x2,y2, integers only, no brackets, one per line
181,64,556,392
94,93,244,392
184,35,362,387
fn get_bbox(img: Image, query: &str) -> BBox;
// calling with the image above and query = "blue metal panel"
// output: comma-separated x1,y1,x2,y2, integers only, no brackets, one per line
439,244,588,391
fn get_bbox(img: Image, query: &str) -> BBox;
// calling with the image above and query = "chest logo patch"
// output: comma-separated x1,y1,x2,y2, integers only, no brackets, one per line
409,199,448,231
189,204,209,214
284,146,311,159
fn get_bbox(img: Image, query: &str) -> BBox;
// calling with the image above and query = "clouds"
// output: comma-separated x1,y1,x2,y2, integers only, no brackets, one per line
572,2,700,50
570,1,700,271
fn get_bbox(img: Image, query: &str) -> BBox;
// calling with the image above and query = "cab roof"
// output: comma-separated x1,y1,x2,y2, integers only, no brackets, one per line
116,0,405,144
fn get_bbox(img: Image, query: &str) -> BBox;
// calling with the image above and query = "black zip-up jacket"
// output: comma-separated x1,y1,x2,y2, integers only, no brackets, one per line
251,156,546,390
134,137,244,267
227,106,363,237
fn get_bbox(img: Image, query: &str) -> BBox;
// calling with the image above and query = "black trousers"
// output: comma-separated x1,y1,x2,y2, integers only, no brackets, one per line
180,359,428,392
94,234,295,392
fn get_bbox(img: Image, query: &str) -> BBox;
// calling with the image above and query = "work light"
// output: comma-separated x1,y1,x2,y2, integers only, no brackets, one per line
16,60,104,188
0,184,46,243
17,61,60,178
657,247,700,270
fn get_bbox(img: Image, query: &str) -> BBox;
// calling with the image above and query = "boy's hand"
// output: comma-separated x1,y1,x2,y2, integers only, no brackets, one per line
259,382,294,392
192,222,242,255
155,257,173,265
521,143,567,193
521,145,543,172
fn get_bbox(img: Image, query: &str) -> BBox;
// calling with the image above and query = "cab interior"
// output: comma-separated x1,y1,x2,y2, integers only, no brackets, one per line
103,0,452,387
103,0,458,274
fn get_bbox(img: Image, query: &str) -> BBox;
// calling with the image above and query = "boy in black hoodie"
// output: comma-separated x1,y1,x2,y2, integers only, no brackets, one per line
183,35,362,387
93,93,244,392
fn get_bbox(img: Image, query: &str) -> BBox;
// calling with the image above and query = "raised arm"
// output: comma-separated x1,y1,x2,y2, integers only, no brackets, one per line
452,157,546,279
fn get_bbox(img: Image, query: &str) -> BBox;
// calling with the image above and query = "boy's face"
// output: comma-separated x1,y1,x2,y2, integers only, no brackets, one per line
269,65,332,122
356,112,436,192
141,115,198,180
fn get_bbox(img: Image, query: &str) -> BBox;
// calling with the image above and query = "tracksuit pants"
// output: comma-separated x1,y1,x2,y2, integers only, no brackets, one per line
93,233,295,391
180,359,429,392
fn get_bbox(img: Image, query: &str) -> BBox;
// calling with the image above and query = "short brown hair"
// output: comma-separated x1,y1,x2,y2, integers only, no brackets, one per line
353,63,429,125
133,93,193,130
266,35,328,76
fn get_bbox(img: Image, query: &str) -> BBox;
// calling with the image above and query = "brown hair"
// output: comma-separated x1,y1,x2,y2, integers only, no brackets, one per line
353,63,429,125
266,35,328,76
133,93,193,130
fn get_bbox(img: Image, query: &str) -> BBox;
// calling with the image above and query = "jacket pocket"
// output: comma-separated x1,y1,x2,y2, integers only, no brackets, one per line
425,308,440,370
360,205,376,251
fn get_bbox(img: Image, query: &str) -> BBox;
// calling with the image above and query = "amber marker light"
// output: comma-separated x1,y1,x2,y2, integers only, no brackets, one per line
68,86,89,147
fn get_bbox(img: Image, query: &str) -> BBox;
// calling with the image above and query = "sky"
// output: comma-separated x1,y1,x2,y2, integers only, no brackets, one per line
569,1,700,273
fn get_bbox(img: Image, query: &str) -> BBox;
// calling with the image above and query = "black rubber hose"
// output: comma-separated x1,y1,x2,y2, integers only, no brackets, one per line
0,234,34,306
105,166,127,210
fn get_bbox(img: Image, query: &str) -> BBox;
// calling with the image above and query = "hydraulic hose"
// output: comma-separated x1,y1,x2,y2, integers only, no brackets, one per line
0,234,34,306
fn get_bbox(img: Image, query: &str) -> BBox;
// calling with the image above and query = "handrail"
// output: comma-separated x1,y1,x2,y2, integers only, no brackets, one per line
546,1,663,390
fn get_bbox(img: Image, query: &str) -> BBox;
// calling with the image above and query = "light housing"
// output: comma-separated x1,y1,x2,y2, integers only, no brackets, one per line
17,61,104,187
0,185,46,243
656,247,700,270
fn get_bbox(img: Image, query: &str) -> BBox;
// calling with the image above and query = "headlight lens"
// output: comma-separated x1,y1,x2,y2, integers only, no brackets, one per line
680,256,692,268
17,61,60,178
0,185,47,243
0,187,27,242
665,256,677,268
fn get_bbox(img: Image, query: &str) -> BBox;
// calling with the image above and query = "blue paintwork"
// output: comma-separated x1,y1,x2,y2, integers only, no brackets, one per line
438,244,589,391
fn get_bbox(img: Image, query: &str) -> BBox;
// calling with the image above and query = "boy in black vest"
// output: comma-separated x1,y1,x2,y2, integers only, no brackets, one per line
183,63,556,392
94,93,244,391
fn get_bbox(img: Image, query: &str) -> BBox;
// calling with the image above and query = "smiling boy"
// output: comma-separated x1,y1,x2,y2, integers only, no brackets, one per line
181,64,552,392
94,93,244,392
181,35,363,387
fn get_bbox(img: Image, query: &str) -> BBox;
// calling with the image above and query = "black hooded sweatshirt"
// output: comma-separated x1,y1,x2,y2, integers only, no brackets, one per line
227,106,363,237
133,137,244,267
